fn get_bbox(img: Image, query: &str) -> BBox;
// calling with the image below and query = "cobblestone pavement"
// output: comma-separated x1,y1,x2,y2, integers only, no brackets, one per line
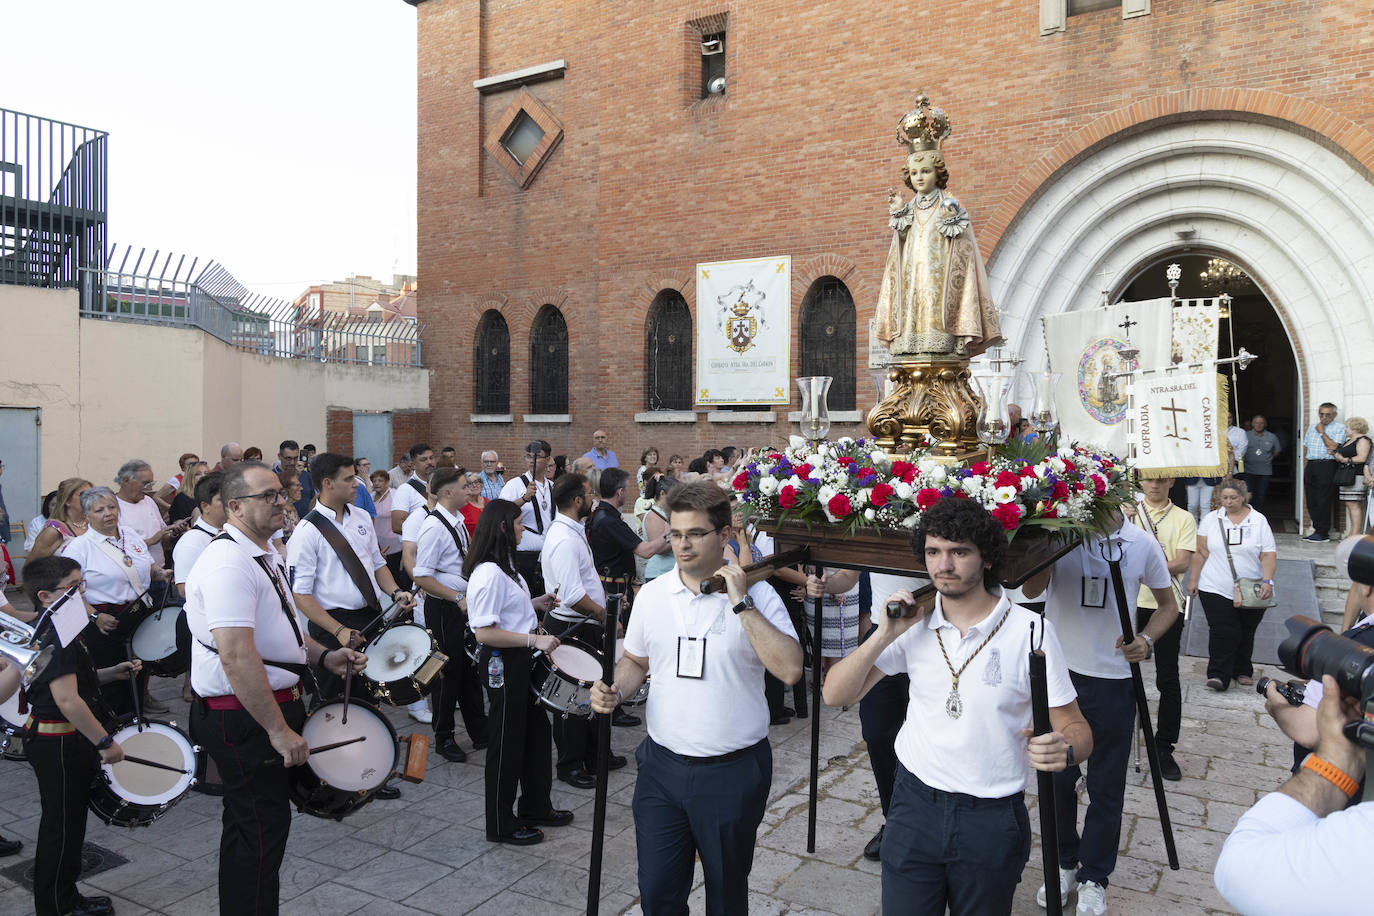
0,645,1292,915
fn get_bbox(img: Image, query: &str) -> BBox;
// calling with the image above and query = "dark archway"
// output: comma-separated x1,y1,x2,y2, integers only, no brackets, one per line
799,276,857,411
530,304,569,414
473,310,510,414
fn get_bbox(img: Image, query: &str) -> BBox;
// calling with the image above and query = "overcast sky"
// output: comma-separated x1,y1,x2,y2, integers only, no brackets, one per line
2,0,417,301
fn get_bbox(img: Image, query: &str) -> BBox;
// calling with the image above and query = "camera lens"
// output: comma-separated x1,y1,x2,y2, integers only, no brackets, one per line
1278,614,1374,699
1255,677,1272,697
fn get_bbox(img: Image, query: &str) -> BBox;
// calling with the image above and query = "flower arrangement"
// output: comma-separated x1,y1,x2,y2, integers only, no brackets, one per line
735,434,1134,541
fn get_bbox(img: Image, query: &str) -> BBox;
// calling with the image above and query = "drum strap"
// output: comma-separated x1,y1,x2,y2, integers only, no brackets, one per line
407,478,428,498
520,475,545,534
430,509,469,560
302,510,384,615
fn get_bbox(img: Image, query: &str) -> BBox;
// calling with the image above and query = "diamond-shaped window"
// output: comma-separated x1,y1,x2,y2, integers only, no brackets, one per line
484,89,563,188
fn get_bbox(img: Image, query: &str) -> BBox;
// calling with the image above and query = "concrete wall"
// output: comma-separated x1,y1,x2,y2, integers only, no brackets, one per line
0,285,430,492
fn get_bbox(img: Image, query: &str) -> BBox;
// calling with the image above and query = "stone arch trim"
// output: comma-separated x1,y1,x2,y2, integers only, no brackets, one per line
631,271,698,331
983,89,1374,252
791,254,860,305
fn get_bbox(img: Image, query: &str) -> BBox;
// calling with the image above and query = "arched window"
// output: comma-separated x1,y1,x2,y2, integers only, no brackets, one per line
799,277,857,411
530,304,569,414
473,310,510,414
645,290,693,410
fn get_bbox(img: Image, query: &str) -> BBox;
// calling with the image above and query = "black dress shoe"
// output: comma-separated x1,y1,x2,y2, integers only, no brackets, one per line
72,895,114,916
376,785,402,800
863,825,885,862
770,713,793,726
436,738,468,763
605,754,627,771
521,809,575,828
0,835,21,856
612,710,641,727
1157,748,1183,782
493,826,544,846
558,768,597,789
779,706,795,718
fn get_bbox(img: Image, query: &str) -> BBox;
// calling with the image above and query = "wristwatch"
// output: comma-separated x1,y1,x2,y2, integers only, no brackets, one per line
1138,632,1154,660
94,734,114,751
732,595,756,615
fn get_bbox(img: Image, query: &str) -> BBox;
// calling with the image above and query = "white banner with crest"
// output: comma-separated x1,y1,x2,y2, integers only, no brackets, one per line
695,255,791,406
1131,369,1228,474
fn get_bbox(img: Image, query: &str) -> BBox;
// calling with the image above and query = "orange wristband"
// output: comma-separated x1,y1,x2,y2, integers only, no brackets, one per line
1302,754,1360,799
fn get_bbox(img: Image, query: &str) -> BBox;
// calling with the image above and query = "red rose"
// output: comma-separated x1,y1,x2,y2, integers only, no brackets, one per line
1090,474,1107,496
991,502,1023,531
837,456,855,467
827,493,852,519
870,482,894,508
1062,460,1077,474
1018,465,1038,479
732,471,749,491
971,461,992,477
1073,482,1085,493
995,470,1022,489
915,487,942,510
890,460,917,484
778,485,797,509
794,463,814,480
1052,481,1069,499
768,453,784,461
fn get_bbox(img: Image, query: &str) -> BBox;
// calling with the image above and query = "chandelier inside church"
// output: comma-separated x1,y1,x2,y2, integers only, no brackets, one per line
1198,257,1255,295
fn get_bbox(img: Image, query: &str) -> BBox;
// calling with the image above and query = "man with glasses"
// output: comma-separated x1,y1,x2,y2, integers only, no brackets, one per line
478,451,505,501
500,440,554,596
590,481,803,913
275,440,316,518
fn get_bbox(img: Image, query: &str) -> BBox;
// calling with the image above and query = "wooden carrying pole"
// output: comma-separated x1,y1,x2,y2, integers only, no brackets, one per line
1029,620,1063,916
586,588,622,916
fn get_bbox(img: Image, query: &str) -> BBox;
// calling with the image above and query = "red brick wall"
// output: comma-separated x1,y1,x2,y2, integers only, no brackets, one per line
414,0,1374,470
326,408,353,456
327,408,432,465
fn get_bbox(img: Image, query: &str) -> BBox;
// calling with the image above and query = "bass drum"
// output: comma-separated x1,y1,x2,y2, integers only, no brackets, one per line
130,606,189,678
529,636,604,718
289,698,400,820
89,718,199,827
358,623,446,706
615,638,650,707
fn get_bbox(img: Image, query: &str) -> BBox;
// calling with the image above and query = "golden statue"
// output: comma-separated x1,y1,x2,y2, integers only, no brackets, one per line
874,93,1002,359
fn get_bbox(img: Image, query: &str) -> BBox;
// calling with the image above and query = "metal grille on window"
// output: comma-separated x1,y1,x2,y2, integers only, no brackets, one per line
473,310,510,414
530,304,569,414
645,290,693,410
799,277,857,411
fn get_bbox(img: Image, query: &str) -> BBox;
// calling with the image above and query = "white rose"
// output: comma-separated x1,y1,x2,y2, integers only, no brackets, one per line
1057,445,1076,459
818,484,838,504
994,485,1018,504
807,452,826,469
856,487,872,507
789,435,808,451
787,475,805,490
869,450,891,469
900,514,920,529
894,481,914,500
837,436,855,448
759,476,780,496
1048,457,1066,475
961,477,983,495
864,508,876,521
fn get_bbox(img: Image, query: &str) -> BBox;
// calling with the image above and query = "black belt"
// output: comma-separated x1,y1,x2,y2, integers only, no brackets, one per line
655,736,766,766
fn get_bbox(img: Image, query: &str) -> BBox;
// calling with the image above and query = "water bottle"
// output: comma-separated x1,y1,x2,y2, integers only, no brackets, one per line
488,650,504,689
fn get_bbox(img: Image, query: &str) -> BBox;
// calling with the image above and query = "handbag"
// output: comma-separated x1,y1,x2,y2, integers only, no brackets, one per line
1220,520,1276,609
1334,436,1368,487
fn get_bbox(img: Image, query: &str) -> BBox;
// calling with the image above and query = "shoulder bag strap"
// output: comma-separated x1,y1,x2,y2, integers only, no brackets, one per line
430,509,469,559
303,509,383,614
91,535,150,600
1218,516,1242,591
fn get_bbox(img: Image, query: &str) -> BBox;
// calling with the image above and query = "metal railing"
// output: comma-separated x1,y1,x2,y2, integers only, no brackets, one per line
0,108,108,291
80,245,424,368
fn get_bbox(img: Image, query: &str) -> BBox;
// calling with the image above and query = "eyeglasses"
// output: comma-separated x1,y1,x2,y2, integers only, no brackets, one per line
59,578,87,593
668,527,723,544
239,489,289,504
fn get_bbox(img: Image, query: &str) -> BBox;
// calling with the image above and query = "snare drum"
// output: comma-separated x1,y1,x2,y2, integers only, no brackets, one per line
359,623,447,706
130,606,189,678
529,636,605,718
89,718,199,827
289,697,400,820
615,638,650,707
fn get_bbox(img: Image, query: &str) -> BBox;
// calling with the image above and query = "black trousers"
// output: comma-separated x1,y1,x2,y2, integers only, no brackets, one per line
764,583,809,719
27,731,98,916
1136,605,1185,750
547,617,602,775
386,551,412,592
515,551,545,600
307,607,374,698
426,598,488,745
192,697,306,916
1242,472,1272,512
1305,459,1338,536
85,605,144,719
480,646,555,838
1200,590,1266,687
860,672,910,816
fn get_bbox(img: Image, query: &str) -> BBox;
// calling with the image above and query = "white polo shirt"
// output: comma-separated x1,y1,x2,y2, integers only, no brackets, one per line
500,475,553,553
62,526,153,605
286,503,385,610
186,525,306,696
117,494,167,565
467,563,535,634
414,505,470,597
877,594,1075,797
173,520,222,585
1044,522,1171,679
625,569,798,757
392,475,429,518
542,513,605,624
1196,508,1277,599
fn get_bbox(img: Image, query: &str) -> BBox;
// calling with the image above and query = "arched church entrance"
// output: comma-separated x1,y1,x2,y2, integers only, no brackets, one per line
986,113,1374,528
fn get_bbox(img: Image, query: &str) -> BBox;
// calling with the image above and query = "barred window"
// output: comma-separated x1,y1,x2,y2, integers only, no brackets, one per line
473,310,510,414
645,290,693,410
799,277,857,411
530,304,569,414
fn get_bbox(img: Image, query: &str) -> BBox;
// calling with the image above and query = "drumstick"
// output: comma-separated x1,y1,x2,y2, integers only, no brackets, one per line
117,754,190,776
124,638,144,733
342,655,354,726
262,735,368,766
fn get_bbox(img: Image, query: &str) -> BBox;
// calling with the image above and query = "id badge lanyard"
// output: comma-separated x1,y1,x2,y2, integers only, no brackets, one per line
672,593,717,679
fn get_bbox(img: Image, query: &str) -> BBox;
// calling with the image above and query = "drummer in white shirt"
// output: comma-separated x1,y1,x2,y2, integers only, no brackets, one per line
388,443,437,591
172,473,227,600
590,480,803,915
185,461,366,916
499,439,554,596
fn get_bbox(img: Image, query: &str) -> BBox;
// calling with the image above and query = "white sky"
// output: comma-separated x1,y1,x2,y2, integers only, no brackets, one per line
2,0,418,301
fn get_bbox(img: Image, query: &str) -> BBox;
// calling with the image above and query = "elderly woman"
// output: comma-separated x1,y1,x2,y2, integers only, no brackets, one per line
1188,478,1277,691
27,478,92,562
462,470,486,535
1335,416,1371,536
60,486,171,716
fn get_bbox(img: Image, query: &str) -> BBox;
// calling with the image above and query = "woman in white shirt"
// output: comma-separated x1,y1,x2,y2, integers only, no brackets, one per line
1188,478,1277,692
464,499,567,847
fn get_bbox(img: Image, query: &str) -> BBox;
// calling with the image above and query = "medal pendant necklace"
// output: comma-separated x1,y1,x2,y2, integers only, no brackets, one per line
934,605,1012,719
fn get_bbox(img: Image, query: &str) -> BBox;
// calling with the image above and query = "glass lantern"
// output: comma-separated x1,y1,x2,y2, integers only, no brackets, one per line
1027,370,1062,437
971,372,1012,447
797,376,833,443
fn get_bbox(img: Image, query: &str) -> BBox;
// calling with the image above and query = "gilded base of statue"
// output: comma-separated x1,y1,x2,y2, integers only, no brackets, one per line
866,359,986,462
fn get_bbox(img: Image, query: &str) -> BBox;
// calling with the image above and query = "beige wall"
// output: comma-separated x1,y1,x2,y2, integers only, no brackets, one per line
0,285,429,492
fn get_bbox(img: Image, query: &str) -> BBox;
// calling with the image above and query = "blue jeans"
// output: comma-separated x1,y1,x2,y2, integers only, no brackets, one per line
1052,672,1136,886
881,763,1031,915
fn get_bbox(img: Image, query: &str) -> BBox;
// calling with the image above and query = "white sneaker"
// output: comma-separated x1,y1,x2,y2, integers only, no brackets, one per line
1075,880,1107,915
407,701,433,724
1037,868,1078,907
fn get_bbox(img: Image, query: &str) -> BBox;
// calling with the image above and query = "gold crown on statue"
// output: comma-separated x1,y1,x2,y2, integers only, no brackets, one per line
897,91,952,153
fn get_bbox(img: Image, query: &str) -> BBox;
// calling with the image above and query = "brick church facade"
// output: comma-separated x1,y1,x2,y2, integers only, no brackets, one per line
407,0,1374,515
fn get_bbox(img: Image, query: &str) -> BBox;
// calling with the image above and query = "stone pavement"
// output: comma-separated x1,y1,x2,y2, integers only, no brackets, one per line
0,648,1297,916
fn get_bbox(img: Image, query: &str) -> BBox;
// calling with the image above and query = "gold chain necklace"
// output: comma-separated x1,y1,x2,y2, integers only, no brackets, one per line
934,605,1012,719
